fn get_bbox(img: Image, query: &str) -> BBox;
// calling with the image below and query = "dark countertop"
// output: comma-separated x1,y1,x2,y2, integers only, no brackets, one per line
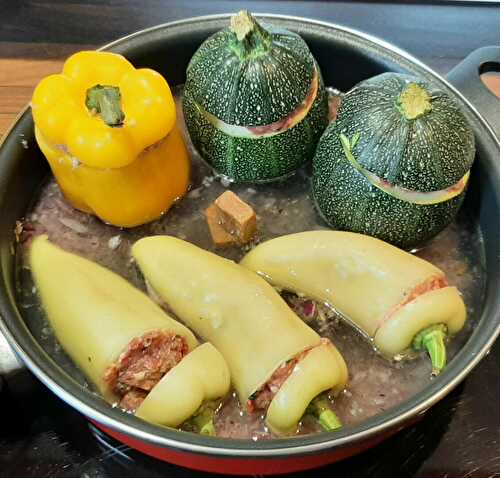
1,1,500,477
3,0,500,73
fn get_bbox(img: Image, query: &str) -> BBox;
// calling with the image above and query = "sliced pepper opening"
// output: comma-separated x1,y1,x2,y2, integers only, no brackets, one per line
247,341,344,433
246,351,306,414
382,275,448,328
104,330,189,412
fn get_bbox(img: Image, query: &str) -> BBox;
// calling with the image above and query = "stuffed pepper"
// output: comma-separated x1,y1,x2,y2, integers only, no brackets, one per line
31,51,190,228
30,236,230,433
132,236,348,436
241,231,467,375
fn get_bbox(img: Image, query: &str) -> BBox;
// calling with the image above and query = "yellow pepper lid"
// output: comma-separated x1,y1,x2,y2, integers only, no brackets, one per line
31,51,176,169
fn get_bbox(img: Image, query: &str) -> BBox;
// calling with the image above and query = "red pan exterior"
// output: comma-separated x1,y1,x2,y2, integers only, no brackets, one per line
93,420,406,474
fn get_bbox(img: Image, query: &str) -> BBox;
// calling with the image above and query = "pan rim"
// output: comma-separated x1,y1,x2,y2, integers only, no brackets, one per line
1,13,500,457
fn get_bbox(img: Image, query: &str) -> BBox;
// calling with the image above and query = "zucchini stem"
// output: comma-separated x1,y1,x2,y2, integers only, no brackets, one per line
396,83,432,120
307,396,342,431
86,84,125,127
412,324,447,376
230,10,255,41
230,10,270,55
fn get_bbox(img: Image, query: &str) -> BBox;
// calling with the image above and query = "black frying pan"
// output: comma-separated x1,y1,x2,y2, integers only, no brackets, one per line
0,14,499,475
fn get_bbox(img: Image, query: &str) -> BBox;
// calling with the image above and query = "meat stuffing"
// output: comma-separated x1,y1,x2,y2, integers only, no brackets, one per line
119,389,148,411
383,275,449,325
104,331,189,411
247,345,315,413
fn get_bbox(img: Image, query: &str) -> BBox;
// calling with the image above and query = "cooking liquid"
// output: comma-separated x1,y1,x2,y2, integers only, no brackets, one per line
15,87,485,439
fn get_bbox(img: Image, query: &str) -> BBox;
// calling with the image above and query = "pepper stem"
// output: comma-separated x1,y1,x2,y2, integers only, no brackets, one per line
85,84,125,127
412,324,448,376
307,396,342,431
190,403,217,436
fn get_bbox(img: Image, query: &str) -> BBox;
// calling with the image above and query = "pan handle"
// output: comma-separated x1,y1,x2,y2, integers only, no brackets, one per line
447,46,500,138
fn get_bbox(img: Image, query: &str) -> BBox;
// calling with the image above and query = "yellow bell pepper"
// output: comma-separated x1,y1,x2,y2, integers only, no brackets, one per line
31,51,189,227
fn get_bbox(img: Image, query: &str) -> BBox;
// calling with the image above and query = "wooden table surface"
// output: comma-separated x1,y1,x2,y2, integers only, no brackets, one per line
1,1,500,138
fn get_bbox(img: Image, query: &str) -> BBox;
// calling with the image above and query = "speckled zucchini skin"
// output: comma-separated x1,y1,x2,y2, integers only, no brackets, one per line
334,73,475,192
312,122,466,249
183,76,328,182
182,15,329,183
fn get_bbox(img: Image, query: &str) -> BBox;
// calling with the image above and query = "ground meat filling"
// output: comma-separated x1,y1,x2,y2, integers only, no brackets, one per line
104,331,189,412
402,276,449,307
376,275,449,333
384,275,448,323
247,347,312,414
119,389,148,412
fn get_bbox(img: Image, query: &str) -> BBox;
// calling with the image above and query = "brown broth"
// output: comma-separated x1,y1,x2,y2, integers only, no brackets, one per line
15,87,485,440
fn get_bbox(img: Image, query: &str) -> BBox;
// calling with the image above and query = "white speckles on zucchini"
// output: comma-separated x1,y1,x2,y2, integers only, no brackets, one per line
339,133,469,205
313,123,467,249
312,72,475,248
193,65,320,140
184,84,328,182
333,73,475,192
183,12,329,182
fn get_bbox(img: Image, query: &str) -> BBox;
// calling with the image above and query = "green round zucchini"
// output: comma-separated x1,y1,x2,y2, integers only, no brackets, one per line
183,10,329,183
312,73,475,248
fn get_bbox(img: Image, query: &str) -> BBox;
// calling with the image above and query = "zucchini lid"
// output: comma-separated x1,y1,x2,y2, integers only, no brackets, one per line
184,10,318,127
334,72,475,192
312,122,466,248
